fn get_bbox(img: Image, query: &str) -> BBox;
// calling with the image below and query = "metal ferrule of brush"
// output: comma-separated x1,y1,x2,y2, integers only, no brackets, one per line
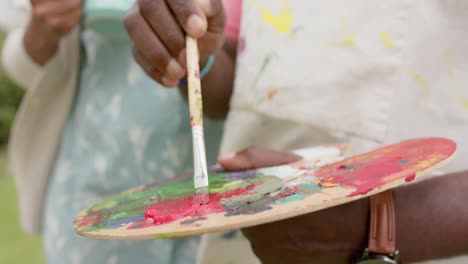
192,125,209,194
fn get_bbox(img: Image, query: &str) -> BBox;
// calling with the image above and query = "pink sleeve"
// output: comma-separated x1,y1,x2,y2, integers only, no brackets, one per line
223,0,242,40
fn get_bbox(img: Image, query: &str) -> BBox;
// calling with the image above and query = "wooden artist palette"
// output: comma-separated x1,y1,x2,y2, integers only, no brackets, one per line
74,138,456,240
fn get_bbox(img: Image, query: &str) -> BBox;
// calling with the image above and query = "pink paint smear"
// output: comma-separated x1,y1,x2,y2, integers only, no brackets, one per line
145,185,257,225
316,138,456,196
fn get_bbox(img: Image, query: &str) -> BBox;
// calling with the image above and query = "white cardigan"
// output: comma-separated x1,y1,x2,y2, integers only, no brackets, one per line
2,0,80,234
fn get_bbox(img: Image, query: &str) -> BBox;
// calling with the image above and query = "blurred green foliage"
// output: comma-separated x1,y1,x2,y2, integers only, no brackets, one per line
0,31,44,264
0,31,24,145
0,149,45,264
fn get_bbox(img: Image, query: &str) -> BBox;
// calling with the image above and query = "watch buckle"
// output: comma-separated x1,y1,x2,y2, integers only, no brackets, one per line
360,248,400,263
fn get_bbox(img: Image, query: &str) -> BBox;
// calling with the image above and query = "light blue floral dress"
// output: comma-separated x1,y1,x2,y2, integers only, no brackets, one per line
42,20,223,264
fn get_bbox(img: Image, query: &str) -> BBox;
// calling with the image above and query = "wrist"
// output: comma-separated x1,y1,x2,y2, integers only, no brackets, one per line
24,17,60,65
352,198,372,255
199,53,211,69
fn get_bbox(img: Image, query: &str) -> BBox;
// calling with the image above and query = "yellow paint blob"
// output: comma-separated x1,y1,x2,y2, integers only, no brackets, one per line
251,0,296,39
409,70,430,98
379,32,393,48
340,17,356,47
463,101,468,110
320,182,338,188
444,50,468,110
414,155,442,169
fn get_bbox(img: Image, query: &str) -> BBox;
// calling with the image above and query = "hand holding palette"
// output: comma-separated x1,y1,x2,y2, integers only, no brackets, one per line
74,138,456,240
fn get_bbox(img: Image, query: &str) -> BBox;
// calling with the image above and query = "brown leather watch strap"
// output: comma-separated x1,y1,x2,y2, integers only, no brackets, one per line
368,190,396,254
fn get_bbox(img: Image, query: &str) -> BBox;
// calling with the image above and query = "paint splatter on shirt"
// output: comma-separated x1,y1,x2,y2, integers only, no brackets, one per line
204,1,468,264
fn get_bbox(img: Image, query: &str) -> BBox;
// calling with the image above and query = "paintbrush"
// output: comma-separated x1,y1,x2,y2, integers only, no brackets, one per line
186,36,210,204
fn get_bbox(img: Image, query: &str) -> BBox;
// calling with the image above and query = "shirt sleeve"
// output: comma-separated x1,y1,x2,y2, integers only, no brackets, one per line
223,0,242,40
1,0,64,90
1,28,47,90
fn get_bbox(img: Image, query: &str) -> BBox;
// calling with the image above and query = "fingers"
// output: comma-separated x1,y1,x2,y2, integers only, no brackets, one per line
125,0,225,86
125,5,186,86
218,146,302,171
166,0,207,38
46,9,82,35
137,0,186,63
198,0,225,34
197,0,226,56
34,0,81,17
32,0,82,36
132,47,167,86
132,47,180,88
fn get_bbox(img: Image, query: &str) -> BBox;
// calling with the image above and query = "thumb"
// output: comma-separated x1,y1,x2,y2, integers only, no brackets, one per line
218,146,302,171
167,0,208,38
198,0,225,34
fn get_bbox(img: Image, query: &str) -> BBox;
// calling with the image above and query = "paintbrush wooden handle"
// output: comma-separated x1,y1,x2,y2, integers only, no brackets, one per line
186,36,209,197
186,36,203,127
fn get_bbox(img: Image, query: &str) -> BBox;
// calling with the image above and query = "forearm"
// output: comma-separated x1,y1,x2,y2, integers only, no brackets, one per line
179,38,237,119
23,17,59,66
395,171,468,263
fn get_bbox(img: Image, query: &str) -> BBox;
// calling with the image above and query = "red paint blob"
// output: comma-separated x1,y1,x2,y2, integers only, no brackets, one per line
190,116,196,127
275,186,301,200
145,185,257,225
405,174,416,182
78,212,103,226
316,138,456,197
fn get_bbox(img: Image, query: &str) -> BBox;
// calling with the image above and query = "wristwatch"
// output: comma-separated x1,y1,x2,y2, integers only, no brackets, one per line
356,190,400,264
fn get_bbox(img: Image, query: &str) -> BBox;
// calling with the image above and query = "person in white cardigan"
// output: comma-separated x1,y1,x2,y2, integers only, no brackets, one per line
1,0,224,263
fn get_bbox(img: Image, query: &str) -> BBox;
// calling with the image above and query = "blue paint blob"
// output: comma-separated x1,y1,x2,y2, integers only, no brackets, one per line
222,231,238,240
108,216,145,229
224,196,274,216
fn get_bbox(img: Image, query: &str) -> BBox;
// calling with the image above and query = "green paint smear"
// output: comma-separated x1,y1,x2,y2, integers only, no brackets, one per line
77,171,333,233
76,172,272,232
209,174,245,193
278,183,324,204
109,212,129,220
154,233,174,239
250,53,277,90
222,176,283,208
302,183,323,192
279,193,308,203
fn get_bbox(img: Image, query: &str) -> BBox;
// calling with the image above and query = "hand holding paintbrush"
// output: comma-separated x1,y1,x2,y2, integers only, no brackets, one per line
125,0,225,87
124,0,228,202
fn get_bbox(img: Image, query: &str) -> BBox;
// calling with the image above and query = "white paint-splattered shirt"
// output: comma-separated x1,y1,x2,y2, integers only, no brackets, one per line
200,1,468,263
